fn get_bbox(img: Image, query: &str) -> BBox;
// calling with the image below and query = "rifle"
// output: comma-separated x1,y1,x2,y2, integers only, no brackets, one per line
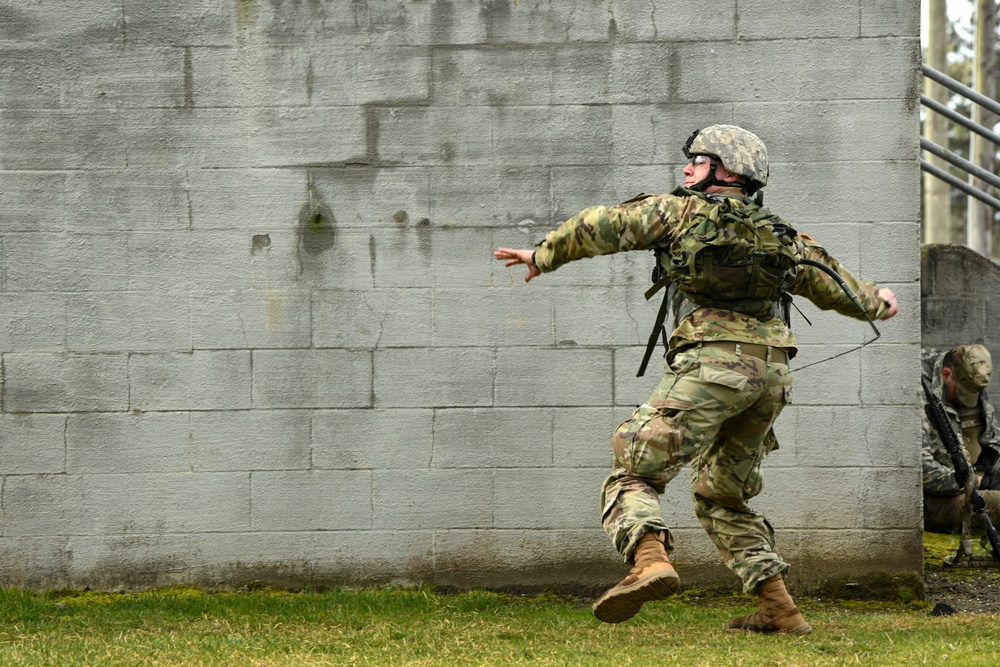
921,375,1000,566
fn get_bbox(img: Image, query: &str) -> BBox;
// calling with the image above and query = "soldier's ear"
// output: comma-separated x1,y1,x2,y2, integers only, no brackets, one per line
942,367,953,382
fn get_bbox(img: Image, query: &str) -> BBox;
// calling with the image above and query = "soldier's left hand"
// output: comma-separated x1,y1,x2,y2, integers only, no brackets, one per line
878,288,898,319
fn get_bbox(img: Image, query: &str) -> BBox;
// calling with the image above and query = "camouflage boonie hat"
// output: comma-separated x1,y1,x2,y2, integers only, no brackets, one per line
683,125,769,189
953,344,992,407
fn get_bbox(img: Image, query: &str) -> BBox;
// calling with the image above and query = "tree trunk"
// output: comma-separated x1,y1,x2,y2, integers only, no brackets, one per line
924,0,951,245
968,0,997,257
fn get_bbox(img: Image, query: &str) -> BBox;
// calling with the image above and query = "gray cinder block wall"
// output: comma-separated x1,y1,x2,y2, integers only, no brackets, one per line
0,1,922,592
922,244,1000,414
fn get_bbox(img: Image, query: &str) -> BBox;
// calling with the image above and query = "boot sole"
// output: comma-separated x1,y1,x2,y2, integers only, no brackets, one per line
592,570,680,624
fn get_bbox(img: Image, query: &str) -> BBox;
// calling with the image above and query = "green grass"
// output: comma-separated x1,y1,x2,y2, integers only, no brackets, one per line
0,583,997,667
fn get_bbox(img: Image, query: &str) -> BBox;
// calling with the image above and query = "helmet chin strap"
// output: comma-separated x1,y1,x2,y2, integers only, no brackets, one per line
689,159,748,194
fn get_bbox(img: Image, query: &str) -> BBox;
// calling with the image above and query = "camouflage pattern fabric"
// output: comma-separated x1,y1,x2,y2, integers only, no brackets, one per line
531,188,891,596
924,489,1000,534
921,348,1000,497
684,125,769,187
601,343,792,594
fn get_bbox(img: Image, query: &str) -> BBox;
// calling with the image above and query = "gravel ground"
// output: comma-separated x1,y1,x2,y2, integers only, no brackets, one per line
924,569,1000,614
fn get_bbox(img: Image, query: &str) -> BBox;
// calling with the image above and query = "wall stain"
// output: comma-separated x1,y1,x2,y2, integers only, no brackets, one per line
298,178,336,257
251,234,271,253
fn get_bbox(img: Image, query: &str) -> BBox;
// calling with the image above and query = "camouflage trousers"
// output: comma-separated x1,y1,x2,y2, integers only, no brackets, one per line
923,490,1000,534
600,343,793,594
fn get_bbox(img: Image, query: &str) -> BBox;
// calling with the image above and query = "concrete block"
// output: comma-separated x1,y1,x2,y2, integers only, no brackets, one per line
129,350,251,411
5,232,128,293
374,347,492,408
376,226,495,289
65,170,189,232
372,469,493,529
0,109,126,169
494,467,606,529
433,287,553,348
792,405,921,468
550,45,612,106
3,474,129,536
674,38,919,102
375,107,495,166
129,230,296,293
862,0,921,37
250,470,372,531
487,1,611,43
429,166,551,227
859,467,922,530
608,45,675,104
312,408,433,470
285,229,374,292
789,345,860,405
191,45,309,108
860,344,919,405
553,407,619,468
310,45,429,106
922,296,986,347
188,168,305,231
0,172,66,233
253,349,372,409
553,286,645,347
66,290,192,353
191,287,312,350
309,166,431,229
767,161,920,225
4,353,129,413
495,347,613,407
614,346,666,406
432,47,555,107
0,294,67,352
860,222,920,284
126,472,250,533
612,103,735,167
734,100,914,164
65,530,435,589
62,47,186,109
0,1,123,47
755,467,864,529
68,412,189,474
433,408,553,468
124,108,368,169
430,528,621,588
189,410,311,472
0,414,66,474
0,48,63,109
493,105,612,167
0,536,71,590
776,528,922,584
123,0,235,47
612,0,735,41
313,288,432,349
737,0,860,39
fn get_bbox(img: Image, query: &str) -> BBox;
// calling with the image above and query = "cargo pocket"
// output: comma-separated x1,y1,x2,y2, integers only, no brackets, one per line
613,402,691,479
699,363,749,391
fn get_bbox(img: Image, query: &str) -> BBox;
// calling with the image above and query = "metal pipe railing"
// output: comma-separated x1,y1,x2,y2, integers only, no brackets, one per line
920,94,1000,147
920,63,999,213
922,63,1000,117
920,138,1000,190
920,160,1000,212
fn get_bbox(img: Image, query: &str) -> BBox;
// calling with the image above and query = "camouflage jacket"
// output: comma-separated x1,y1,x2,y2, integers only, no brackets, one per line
532,189,890,355
921,349,1000,496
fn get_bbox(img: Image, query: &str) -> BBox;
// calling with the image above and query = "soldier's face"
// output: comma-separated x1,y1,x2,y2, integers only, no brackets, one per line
683,155,739,191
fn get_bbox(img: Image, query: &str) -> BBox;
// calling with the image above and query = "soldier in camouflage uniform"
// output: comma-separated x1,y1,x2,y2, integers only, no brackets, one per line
922,344,1000,533
495,125,898,634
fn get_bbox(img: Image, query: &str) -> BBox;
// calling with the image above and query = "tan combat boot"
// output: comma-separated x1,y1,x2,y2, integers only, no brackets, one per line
726,574,812,635
592,531,680,623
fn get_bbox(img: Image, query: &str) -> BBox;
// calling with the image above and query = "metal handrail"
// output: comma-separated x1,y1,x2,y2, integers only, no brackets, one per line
920,63,1000,213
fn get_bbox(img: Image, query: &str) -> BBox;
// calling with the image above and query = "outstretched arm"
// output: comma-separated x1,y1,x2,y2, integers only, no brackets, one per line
494,247,541,283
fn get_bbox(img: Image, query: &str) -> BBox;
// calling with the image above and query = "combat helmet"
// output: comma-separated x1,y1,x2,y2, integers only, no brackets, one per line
682,124,769,194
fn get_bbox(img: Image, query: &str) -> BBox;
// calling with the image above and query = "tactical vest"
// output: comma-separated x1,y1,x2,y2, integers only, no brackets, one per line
637,188,800,376
659,187,799,317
